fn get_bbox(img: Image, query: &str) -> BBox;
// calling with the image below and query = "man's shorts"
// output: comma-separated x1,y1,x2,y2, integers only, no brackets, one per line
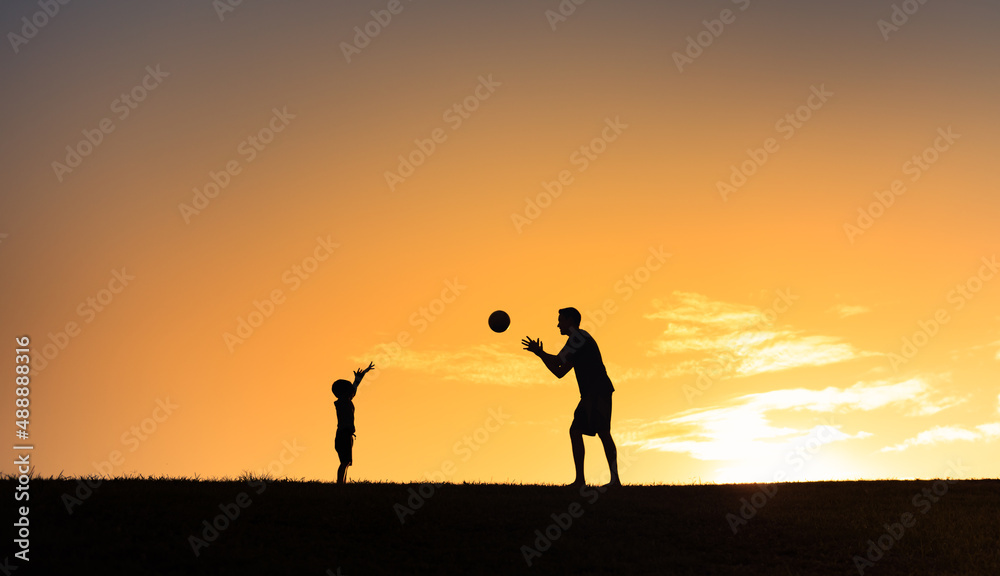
570,393,613,436
335,430,354,465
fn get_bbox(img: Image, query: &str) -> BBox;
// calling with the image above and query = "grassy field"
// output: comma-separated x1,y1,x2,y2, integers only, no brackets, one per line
5,476,999,575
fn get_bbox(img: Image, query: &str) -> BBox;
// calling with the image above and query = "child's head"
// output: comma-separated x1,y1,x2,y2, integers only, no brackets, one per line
331,379,353,399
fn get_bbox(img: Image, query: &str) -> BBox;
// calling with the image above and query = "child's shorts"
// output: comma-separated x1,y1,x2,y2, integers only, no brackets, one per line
335,430,355,465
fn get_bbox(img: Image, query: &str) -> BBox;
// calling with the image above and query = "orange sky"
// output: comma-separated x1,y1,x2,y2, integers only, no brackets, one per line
2,0,998,485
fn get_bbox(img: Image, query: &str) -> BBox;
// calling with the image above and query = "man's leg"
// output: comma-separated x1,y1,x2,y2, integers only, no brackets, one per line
598,430,621,486
571,430,585,486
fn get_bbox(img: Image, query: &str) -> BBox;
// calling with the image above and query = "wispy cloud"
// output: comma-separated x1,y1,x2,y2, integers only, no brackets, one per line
880,423,1000,452
949,340,1000,362
645,292,765,336
644,292,871,380
828,304,870,319
624,378,957,461
979,422,1000,437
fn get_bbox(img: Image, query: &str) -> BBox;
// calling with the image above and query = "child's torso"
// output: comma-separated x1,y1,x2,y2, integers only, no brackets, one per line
335,399,355,432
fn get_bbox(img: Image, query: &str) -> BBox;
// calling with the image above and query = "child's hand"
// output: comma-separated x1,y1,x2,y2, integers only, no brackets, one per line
354,362,375,380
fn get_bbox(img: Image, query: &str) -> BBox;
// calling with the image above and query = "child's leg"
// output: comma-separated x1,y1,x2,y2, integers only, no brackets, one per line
335,433,352,484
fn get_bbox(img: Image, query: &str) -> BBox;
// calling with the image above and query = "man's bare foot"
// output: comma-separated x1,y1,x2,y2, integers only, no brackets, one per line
602,479,622,488
566,479,585,488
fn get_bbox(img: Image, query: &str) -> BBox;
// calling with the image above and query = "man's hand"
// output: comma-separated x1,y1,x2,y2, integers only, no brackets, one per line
522,337,544,356
524,336,571,378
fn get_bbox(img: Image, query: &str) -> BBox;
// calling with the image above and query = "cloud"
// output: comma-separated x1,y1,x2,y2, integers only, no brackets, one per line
623,378,955,462
828,304,870,318
645,292,766,336
734,336,861,377
748,378,961,416
644,292,872,380
977,422,1000,437
880,423,1000,452
950,340,1000,361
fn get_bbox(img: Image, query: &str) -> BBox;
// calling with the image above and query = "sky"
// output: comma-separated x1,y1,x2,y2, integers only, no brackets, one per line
1,0,998,485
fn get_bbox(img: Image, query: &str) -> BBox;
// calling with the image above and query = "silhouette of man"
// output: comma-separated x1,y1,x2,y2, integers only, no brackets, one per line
523,307,621,487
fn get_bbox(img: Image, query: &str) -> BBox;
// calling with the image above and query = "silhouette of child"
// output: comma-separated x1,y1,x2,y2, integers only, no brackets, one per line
331,362,374,484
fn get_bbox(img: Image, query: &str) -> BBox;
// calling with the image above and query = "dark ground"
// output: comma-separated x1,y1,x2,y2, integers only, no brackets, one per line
4,477,999,575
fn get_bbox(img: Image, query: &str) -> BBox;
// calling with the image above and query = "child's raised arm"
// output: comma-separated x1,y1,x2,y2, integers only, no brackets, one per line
353,362,375,391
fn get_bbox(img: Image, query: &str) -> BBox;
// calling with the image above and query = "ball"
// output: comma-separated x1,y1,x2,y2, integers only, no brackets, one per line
488,310,510,333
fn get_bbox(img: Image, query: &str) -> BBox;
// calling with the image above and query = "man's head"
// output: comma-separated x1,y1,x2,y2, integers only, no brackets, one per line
557,307,582,335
